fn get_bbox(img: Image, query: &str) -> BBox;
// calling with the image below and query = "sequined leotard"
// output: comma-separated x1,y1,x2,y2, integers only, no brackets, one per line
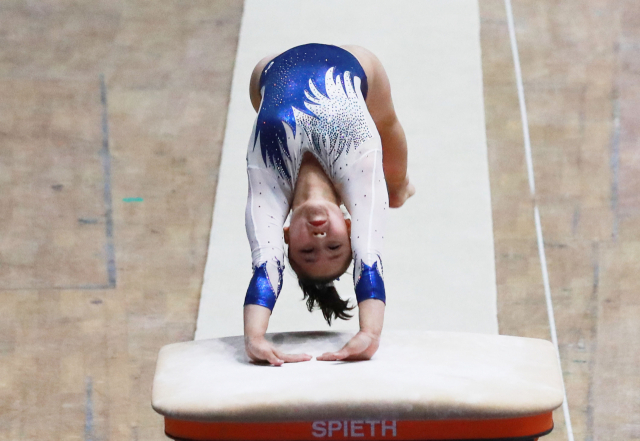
244,43,388,310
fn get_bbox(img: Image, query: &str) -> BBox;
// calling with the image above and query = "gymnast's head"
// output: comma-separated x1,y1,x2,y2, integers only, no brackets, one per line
284,197,354,324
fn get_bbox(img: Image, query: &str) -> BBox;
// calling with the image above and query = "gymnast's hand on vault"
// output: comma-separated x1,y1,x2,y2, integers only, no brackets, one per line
245,336,312,366
316,330,381,361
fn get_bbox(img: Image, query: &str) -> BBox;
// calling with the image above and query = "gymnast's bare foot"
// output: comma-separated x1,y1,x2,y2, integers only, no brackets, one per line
388,177,416,208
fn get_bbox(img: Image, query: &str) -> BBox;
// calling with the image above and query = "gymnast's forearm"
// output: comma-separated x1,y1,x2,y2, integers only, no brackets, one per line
358,298,385,338
243,304,271,340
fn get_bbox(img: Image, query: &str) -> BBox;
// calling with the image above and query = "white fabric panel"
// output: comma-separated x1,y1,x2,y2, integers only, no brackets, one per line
196,0,498,339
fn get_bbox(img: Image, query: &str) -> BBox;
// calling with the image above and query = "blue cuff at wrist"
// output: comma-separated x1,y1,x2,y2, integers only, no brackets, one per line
355,261,386,304
244,262,278,310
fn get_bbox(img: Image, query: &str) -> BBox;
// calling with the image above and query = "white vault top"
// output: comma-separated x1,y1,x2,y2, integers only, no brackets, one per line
152,330,563,422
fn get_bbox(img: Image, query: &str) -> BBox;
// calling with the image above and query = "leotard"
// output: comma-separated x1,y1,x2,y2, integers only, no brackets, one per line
244,43,388,310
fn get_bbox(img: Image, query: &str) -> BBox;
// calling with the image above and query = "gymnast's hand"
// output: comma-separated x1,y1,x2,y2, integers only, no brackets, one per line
317,299,385,361
316,330,380,361
245,335,312,366
244,304,312,366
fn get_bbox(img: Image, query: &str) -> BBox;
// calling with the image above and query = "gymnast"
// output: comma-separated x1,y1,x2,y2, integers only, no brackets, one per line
243,43,414,365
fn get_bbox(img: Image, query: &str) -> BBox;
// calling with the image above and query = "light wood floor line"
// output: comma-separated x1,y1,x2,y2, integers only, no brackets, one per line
504,0,574,439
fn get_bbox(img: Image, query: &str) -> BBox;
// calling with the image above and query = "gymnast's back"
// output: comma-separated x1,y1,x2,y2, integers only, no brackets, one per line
251,44,375,184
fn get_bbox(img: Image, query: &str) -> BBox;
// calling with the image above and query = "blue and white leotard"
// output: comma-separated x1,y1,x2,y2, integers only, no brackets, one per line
244,43,388,311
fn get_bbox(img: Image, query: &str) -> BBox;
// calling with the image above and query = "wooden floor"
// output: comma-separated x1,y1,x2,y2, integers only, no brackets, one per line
0,1,638,440
481,1,640,440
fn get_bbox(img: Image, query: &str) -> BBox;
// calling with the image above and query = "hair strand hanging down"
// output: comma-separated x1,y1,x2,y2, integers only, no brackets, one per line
298,279,354,325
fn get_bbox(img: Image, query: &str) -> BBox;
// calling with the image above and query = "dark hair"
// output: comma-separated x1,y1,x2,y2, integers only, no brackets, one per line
288,253,354,326
298,279,355,325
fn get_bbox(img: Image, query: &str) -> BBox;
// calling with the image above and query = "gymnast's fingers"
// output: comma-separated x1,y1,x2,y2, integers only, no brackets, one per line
274,350,312,363
316,349,364,361
316,345,362,361
246,340,284,366
316,351,344,361
247,350,283,366
317,332,375,361
263,349,284,366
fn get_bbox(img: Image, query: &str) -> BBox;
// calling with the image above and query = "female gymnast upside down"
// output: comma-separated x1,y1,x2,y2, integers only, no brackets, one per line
243,43,414,365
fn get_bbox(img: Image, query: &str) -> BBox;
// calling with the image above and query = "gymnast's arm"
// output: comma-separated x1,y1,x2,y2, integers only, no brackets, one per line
243,165,313,366
244,56,309,365
320,146,389,361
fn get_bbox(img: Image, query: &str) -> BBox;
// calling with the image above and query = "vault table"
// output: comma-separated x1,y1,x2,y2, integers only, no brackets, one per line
152,331,563,440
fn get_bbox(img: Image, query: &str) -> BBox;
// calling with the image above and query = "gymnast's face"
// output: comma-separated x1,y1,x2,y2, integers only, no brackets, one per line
284,200,352,279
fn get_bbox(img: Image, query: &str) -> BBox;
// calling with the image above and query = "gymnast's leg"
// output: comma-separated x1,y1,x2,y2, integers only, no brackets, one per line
341,44,415,208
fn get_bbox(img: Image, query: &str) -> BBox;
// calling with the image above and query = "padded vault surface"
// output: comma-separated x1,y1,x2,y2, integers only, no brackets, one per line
153,331,563,422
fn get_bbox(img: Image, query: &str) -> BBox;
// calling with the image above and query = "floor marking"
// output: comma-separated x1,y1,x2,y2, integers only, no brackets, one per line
504,1,575,440
0,284,116,291
84,376,94,441
123,197,144,202
585,241,599,438
0,76,117,291
100,73,117,288
609,97,621,241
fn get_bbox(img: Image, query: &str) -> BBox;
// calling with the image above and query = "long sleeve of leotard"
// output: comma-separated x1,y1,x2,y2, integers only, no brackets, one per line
335,138,388,304
244,131,293,310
